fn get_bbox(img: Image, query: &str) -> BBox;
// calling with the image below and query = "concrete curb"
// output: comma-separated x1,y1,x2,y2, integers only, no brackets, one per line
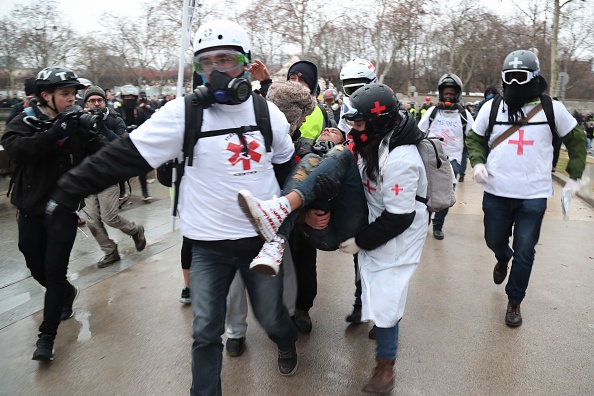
551,170,594,208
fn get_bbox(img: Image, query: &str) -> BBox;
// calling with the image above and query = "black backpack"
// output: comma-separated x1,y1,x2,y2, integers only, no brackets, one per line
156,92,273,216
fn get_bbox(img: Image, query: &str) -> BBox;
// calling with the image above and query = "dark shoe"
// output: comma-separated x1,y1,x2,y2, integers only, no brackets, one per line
362,358,395,394
97,247,121,269
433,225,444,240
179,287,191,304
346,304,362,324
458,175,465,182
493,259,509,285
368,325,377,340
505,302,522,327
60,284,79,321
226,337,246,357
132,226,146,251
278,344,298,376
32,334,54,361
142,195,152,202
293,309,312,333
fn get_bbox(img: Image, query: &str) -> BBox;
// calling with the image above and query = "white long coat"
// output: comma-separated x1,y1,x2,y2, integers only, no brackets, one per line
357,144,429,328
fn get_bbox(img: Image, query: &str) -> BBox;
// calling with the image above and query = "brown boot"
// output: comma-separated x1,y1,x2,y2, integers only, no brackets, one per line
362,358,395,394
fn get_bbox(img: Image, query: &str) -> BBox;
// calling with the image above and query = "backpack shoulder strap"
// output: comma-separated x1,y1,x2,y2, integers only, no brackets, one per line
183,92,204,167
459,106,468,131
252,93,272,152
485,94,503,143
317,103,331,128
428,106,438,128
540,94,558,136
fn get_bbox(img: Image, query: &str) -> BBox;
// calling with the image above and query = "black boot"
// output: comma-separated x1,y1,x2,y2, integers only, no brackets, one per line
505,301,522,327
433,225,444,240
346,304,362,324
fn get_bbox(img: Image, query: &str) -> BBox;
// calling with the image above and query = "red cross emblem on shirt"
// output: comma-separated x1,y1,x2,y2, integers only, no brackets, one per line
508,129,534,155
227,139,262,170
438,129,456,145
370,101,386,115
363,180,376,193
391,184,404,195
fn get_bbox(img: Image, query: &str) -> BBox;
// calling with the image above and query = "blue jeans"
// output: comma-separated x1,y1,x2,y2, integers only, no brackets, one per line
375,322,399,360
432,159,461,226
482,193,547,304
278,145,368,250
188,239,297,396
459,148,468,178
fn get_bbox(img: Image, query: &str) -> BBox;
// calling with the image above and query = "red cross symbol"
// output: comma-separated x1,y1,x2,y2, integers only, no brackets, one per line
438,129,456,145
391,184,404,196
363,180,376,193
508,129,534,155
227,139,262,170
370,101,386,114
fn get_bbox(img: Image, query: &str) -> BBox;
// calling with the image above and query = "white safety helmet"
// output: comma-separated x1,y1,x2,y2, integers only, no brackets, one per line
339,58,378,97
192,19,251,60
78,78,92,88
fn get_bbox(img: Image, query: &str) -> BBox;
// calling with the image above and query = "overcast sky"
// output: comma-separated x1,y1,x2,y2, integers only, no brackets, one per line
0,0,143,33
0,0,522,35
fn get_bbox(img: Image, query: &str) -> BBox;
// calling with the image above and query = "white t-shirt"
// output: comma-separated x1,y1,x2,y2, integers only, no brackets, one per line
130,95,294,240
417,106,474,163
472,99,577,199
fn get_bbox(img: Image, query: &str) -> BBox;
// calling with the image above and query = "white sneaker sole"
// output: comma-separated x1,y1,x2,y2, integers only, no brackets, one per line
237,190,276,243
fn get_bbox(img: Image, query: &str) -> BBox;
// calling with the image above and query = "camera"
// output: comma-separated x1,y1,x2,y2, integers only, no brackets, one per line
62,105,102,131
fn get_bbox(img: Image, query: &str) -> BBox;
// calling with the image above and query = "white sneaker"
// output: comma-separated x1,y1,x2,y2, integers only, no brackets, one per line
238,190,291,243
250,236,285,276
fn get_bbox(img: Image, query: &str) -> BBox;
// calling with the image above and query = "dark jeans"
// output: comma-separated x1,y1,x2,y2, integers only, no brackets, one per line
459,148,468,178
18,211,78,337
187,238,297,396
354,255,362,306
376,322,399,360
482,192,547,304
432,159,461,226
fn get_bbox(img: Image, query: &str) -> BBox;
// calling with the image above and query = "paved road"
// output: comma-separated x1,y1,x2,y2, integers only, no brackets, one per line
0,175,593,395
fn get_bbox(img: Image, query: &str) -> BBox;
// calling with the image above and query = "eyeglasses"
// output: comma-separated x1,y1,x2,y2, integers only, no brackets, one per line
501,69,539,85
193,50,247,76
87,98,105,105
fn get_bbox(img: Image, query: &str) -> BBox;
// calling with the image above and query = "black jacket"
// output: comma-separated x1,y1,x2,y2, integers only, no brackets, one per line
1,112,107,215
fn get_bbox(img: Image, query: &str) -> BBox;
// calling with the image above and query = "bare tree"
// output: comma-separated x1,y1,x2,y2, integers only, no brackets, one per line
0,17,26,92
12,4,77,70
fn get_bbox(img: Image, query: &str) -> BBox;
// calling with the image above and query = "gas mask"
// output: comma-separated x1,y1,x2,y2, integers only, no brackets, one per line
202,70,252,106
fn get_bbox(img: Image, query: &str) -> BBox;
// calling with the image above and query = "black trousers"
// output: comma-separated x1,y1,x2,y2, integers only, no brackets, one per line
18,210,77,337
290,228,318,311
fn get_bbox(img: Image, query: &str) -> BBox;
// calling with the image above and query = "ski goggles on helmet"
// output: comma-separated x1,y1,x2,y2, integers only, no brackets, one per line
501,69,539,85
342,83,366,97
193,50,248,76
342,106,368,126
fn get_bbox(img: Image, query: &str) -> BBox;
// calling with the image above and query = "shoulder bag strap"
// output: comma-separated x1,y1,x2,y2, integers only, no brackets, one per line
490,103,543,151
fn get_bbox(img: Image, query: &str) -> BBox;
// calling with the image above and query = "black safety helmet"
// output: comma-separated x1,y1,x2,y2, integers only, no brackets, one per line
501,49,540,85
35,67,85,97
345,83,400,134
437,73,463,102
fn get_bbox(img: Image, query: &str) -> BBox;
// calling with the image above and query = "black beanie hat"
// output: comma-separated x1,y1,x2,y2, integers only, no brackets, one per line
84,86,106,103
287,60,318,95
24,77,36,96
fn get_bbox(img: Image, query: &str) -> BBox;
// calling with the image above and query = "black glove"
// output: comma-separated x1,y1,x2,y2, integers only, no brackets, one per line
314,174,340,201
48,112,81,140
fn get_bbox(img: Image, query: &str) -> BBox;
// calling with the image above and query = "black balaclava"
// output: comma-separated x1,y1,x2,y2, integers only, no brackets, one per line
502,75,548,123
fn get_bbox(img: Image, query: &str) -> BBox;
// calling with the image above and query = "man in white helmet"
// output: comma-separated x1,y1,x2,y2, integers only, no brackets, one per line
46,19,298,395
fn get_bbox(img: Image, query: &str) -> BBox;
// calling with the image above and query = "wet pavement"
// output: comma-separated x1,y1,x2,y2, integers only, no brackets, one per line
0,173,593,395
